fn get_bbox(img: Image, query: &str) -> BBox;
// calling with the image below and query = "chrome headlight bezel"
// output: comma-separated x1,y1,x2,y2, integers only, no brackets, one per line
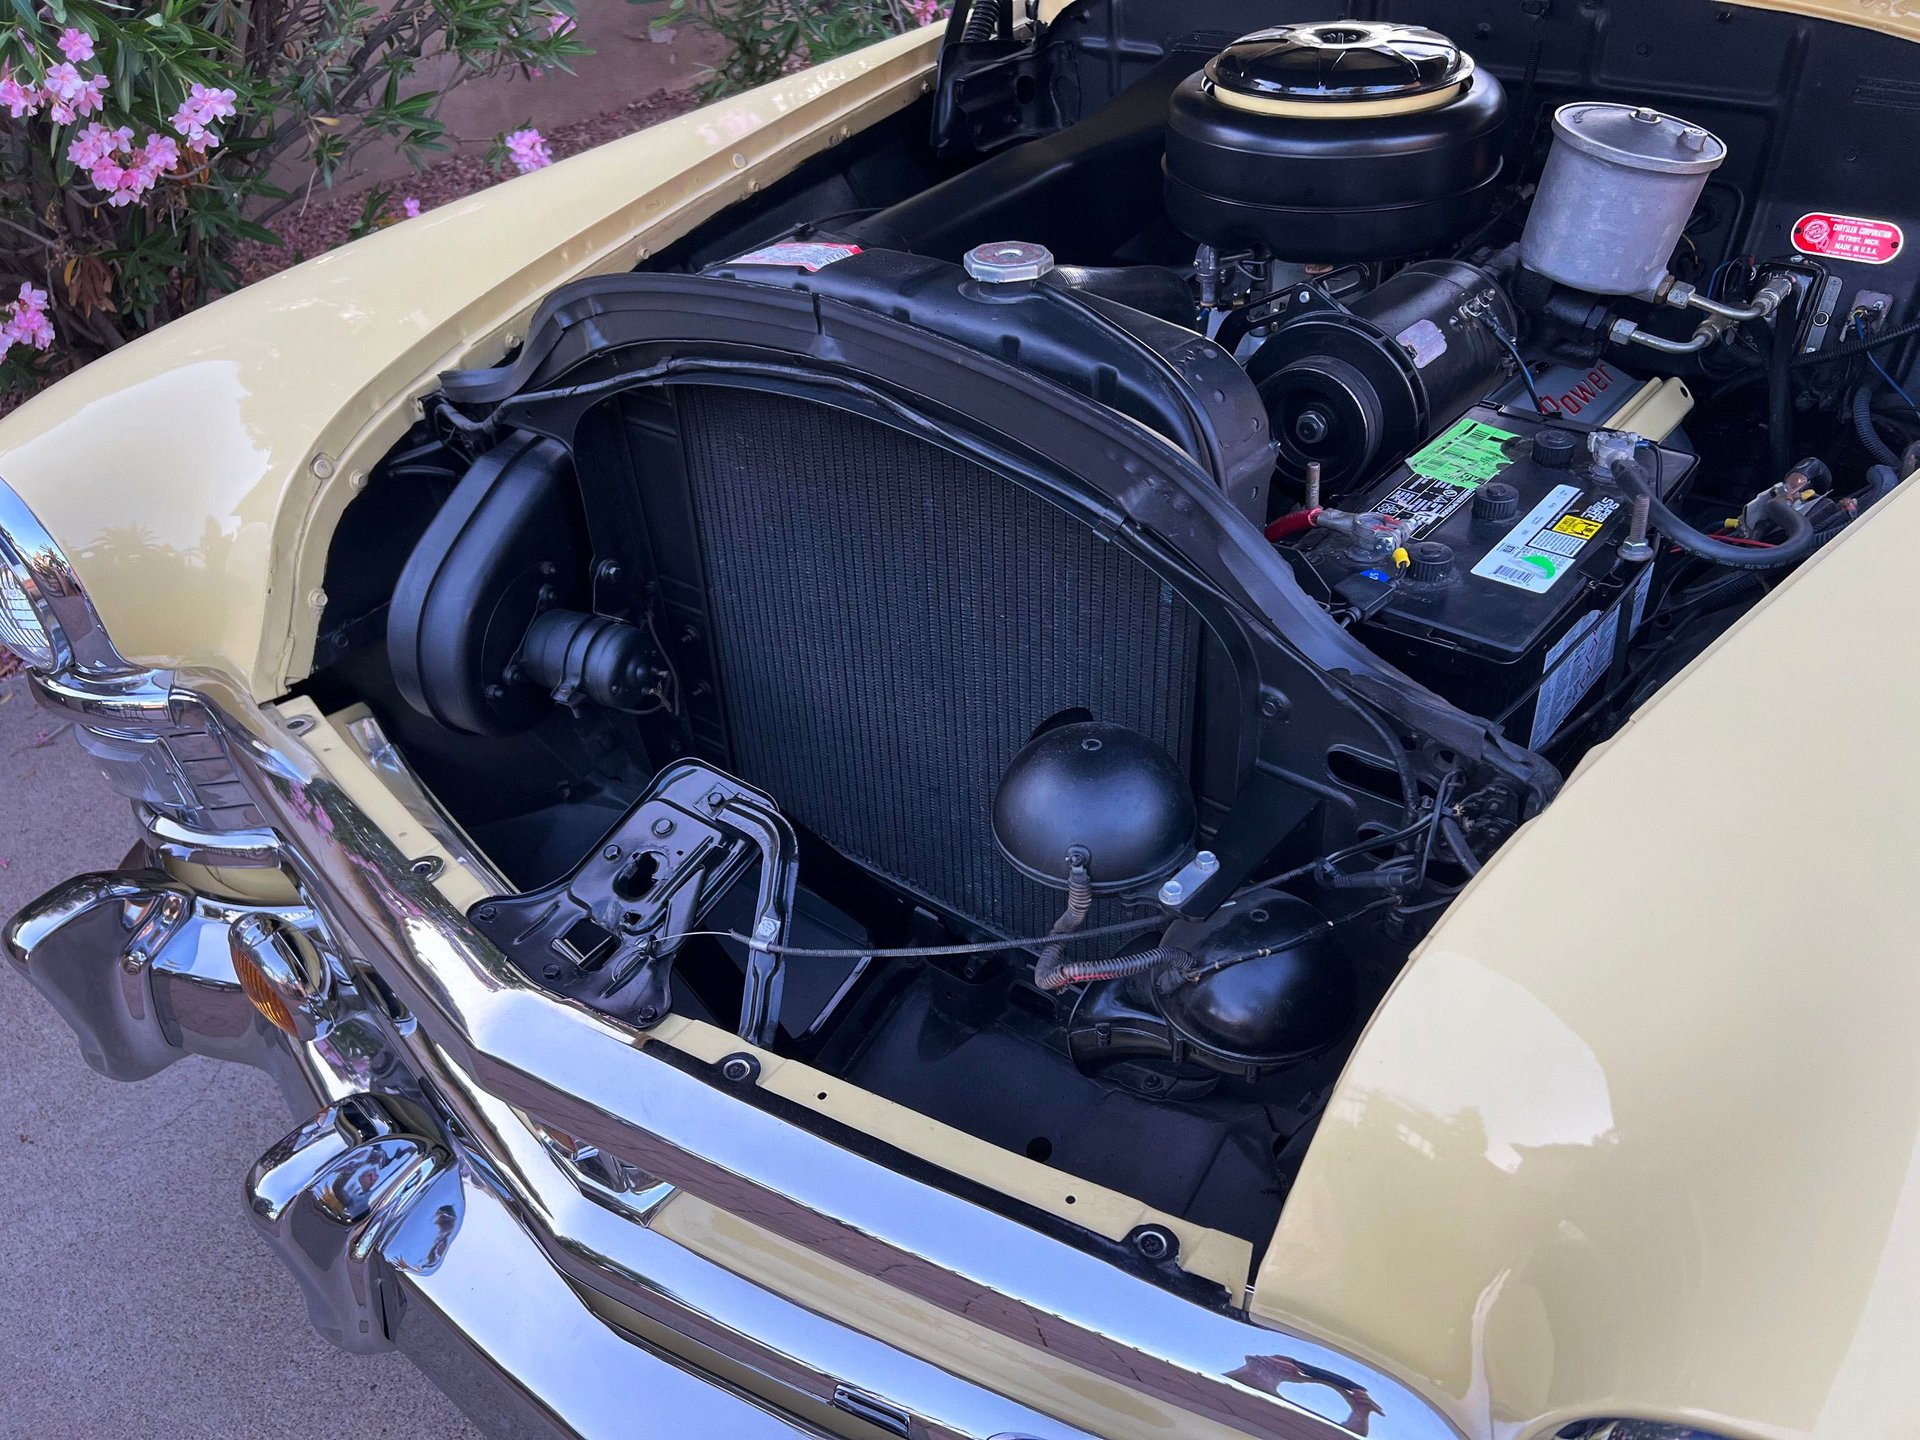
0,474,123,676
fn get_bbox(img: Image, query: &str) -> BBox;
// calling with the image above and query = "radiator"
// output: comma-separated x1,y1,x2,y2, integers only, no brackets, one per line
677,385,1201,939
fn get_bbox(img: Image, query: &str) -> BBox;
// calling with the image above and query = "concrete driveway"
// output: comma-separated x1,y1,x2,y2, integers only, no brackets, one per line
0,672,481,1439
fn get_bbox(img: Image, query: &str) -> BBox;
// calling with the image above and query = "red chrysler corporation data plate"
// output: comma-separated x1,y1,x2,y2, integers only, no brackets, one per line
1791,212,1904,265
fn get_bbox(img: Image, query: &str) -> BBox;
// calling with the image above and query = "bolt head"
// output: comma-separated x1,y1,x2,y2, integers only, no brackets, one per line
1133,1226,1176,1261
651,818,675,837
603,844,622,861
1159,879,1185,904
754,917,780,940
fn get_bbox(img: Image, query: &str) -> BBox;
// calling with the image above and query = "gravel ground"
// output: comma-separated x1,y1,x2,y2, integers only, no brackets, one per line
0,672,482,1439
237,89,697,282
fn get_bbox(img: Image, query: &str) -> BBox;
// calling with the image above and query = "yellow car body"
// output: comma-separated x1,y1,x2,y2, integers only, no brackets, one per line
3,6,1918,1439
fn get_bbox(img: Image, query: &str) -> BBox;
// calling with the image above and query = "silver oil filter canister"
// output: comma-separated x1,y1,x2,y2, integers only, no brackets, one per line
1520,102,1728,297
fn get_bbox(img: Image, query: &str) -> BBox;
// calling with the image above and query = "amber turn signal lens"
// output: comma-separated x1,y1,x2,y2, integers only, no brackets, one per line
230,913,327,1038
234,944,299,1035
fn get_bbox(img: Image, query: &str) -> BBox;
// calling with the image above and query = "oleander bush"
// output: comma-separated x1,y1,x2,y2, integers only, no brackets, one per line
657,0,944,101
0,0,596,393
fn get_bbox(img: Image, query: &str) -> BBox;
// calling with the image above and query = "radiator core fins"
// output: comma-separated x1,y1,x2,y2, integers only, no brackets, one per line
677,386,1201,939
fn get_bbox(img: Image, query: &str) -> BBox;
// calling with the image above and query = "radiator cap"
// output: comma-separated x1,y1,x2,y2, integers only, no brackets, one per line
992,721,1196,893
964,240,1055,284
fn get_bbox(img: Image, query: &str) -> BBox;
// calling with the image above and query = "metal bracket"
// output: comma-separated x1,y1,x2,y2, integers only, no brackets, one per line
470,761,798,1046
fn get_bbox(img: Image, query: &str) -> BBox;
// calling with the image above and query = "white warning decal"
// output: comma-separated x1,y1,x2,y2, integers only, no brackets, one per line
730,241,864,272
1472,484,1584,594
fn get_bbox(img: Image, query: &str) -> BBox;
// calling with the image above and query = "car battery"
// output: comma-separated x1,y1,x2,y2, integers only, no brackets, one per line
1289,401,1694,750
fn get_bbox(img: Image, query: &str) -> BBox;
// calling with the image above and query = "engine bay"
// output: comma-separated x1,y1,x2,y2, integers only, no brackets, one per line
310,2,1920,1264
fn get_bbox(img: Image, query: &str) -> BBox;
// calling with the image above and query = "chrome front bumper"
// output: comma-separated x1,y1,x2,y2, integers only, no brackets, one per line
7,672,1462,1440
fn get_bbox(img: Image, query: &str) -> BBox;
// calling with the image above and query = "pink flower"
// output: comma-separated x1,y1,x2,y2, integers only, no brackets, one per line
544,8,575,35
73,72,108,118
196,84,236,123
139,133,181,174
67,122,119,168
57,28,96,63
6,307,55,351
170,83,238,153
71,125,176,205
504,127,552,173
43,63,85,102
0,68,45,119
1,284,56,357
38,65,107,125
402,196,422,218
907,0,947,22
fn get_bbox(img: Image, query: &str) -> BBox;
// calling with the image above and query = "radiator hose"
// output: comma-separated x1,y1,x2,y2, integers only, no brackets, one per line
1042,264,1198,327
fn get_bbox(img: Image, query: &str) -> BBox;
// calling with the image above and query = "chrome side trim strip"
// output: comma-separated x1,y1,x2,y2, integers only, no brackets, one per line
195,673,1458,1440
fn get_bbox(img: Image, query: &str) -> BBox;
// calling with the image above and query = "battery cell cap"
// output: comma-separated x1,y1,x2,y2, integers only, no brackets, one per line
1532,427,1578,468
1408,541,1456,583
1473,481,1520,522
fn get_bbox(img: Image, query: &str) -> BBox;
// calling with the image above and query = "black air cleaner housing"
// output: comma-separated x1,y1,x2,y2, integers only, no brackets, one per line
1164,22,1508,261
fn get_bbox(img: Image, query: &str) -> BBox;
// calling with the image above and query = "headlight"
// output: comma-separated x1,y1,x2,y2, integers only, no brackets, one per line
0,537,63,670
0,472,260,833
0,475,104,675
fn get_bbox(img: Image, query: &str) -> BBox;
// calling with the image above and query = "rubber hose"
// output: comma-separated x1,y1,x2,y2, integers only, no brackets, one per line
1767,281,1801,482
961,0,1005,42
1609,451,1820,572
1042,264,1198,327
1853,385,1902,467
1031,863,1094,991
1864,463,1903,505
1043,945,1191,991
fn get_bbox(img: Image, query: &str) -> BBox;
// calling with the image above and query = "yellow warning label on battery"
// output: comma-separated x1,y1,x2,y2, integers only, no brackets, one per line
1551,514,1603,541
